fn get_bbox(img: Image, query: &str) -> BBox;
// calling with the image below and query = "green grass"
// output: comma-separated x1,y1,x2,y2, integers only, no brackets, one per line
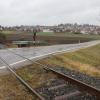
64,33,100,40
2,31,29,34
1,31,16,34
2,31,100,40
63,44,100,67
37,32,55,36
37,32,100,40
37,32,100,39
2,31,55,35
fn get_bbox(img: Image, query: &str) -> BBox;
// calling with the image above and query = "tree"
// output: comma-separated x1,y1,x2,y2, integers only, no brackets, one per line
32,29,37,41
0,33,6,43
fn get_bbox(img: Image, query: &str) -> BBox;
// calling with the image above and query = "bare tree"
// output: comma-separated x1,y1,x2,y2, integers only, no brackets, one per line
33,29,37,41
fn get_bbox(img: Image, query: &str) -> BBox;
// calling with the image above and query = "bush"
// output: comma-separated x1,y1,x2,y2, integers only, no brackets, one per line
0,32,5,36
0,33,6,43
74,32,82,34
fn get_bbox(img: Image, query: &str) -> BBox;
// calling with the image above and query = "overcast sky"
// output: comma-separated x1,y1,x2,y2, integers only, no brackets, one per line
0,0,100,26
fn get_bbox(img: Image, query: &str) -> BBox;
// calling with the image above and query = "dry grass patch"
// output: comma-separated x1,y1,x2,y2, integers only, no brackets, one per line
39,44,100,78
16,64,57,88
0,74,36,100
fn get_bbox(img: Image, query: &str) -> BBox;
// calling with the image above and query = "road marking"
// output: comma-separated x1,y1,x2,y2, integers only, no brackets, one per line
0,66,6,69
10,59,27,65
0,59,27,70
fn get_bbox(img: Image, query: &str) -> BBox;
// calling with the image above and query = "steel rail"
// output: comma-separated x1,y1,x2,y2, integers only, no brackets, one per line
35,62,100,98
0,56,45,100
9,50,100,98
45,67,100,97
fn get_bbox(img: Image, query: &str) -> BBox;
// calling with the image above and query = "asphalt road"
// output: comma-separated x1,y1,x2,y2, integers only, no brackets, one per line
0,40,100,74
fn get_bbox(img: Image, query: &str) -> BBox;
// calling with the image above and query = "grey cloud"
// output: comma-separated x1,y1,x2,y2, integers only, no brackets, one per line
0,0,100,26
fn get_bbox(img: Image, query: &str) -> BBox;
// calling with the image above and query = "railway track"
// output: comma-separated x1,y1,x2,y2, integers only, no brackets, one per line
0,56,45,100
0,50,100,100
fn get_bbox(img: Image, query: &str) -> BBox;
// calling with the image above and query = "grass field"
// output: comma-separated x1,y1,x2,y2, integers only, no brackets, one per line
1,31,100,40
1,31,18,34
37,32,100,40
39,44,100,78
36,32,100,45
37,32,55,36
1,31,100,46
